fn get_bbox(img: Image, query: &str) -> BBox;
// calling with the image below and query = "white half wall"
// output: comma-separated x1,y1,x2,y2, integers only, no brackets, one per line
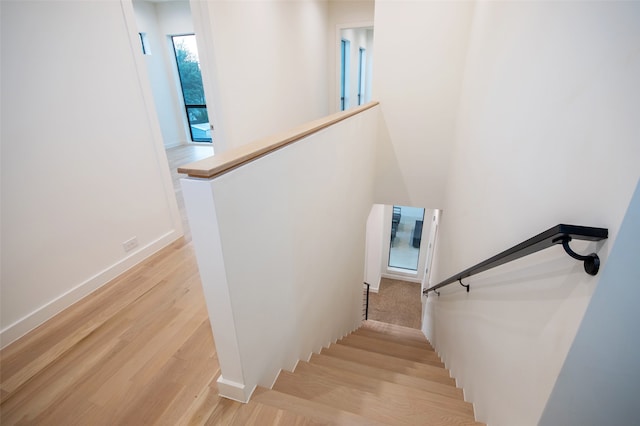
0,0,182,347
181,106,378,400
428,2,640,425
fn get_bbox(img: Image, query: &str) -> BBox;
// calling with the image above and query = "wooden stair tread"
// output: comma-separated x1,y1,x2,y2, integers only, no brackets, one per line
231,400,324,425
261,322,484,425
338,334,444,367
292,362,475,418
354,327,434,351
321,343,455,386
309,353,463,399
273,370,482,426
362,320,432,344
251,387,384,425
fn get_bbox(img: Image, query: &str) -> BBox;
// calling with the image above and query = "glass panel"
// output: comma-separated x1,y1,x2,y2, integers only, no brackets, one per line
340,39,350,111
389,206,425,271
172,34,212,143
186,106,211,142
358,48,366,105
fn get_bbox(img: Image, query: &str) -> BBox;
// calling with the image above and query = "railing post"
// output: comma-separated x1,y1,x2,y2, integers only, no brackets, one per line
364,282,370,320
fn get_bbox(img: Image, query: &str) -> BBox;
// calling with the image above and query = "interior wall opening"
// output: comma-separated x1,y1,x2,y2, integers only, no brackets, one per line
338,26,374,111
130,0,214,239
171,34,212,143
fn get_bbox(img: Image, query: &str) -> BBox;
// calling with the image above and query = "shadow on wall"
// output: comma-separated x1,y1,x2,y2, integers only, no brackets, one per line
373,113,412,206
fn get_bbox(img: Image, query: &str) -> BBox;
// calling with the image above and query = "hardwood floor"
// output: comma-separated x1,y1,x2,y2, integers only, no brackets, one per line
0,144,228,424
0,238,243,425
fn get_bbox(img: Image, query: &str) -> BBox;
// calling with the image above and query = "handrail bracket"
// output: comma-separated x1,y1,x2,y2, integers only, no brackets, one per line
554,236,601,276
424,287,440,297
459,278,470,292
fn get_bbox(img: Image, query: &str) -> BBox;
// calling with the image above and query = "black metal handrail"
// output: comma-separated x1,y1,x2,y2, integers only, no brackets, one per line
363,282,370,320
424,224,608,296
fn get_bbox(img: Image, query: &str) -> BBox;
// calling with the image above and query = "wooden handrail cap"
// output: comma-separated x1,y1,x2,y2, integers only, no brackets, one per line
177,101,379,179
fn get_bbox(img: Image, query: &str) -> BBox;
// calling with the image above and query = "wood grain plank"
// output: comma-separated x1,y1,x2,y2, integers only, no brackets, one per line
338,334,445,367
0,239,227,425
321,343,456,386
309,353,463,399
274,371,481,426
293,362,475,418
362,319,429,341
252,387,384,426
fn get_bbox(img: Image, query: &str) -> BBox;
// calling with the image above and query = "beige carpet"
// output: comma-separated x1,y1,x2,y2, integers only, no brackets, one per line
367,278,422,329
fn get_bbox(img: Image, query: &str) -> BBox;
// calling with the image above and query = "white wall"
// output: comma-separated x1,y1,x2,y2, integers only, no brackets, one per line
428,2,640,425
327,0,375,114
539,179,640,425
0,0,182,347
372,1,475,208
155,0,193,35
192,1,330,152
132,0,190,148
364,204,385,291
182,106,379,401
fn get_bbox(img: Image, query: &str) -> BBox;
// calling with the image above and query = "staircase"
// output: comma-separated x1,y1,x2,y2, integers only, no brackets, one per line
231,320,484,425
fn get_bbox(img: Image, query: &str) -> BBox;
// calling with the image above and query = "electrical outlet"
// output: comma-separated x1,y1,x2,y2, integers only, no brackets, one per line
123,237,138,253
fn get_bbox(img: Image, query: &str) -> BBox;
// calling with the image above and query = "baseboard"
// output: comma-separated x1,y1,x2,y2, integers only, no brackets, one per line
381,272,422,284
217,376,255,403
0,230,182,349
365,276,381,293
164,140,187,149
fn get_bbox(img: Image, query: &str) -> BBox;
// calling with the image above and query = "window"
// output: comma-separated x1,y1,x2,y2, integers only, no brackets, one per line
389,206,425,271
139,32,151,55
358,48,366,105
340,39,350,111
171,34,212,143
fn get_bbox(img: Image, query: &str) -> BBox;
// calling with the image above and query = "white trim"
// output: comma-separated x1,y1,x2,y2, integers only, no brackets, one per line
0,230,181,349
189,0,227,153
381,272,423,284
216,376,255,403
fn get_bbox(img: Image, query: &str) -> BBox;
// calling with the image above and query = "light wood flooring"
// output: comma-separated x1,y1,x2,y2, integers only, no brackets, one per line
0,238,237,425
255,320,484,425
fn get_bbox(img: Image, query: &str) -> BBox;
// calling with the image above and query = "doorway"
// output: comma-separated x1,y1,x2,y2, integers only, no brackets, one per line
337,26,374,112
130,0,214,239
131,0,215,149
364,205,441,329
389,205,425,271
171,34,212,143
